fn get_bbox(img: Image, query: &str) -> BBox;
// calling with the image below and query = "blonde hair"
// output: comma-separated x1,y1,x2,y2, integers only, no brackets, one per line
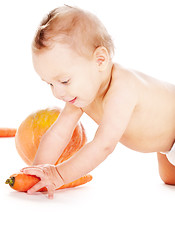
32,5,114,58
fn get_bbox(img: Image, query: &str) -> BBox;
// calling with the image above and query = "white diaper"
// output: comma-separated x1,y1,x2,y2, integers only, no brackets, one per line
160,142,175,166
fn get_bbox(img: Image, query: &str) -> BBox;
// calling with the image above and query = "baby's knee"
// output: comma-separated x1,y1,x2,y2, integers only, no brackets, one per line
157,152,175,185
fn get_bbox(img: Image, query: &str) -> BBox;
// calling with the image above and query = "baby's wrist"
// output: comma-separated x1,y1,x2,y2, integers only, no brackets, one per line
54,165,65,187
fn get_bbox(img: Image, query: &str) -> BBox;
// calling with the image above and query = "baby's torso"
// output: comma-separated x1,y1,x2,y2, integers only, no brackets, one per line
83,64,175,153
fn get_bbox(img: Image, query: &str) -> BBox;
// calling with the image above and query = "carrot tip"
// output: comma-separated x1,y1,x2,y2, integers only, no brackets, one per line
0,128,17,137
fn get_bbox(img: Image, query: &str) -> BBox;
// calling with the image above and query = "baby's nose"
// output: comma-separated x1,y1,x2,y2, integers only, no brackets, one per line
53,85,66,100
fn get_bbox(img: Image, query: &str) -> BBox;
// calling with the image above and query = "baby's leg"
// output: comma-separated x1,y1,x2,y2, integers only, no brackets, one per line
157,152,175,185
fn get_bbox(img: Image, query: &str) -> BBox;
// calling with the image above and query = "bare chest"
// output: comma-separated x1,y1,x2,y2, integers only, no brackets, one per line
82,99,104,124
83,67,175,153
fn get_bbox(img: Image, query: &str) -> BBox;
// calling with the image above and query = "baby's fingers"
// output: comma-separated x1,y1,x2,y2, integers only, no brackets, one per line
22,167,44,179
47,185,55,199
27,181,45,195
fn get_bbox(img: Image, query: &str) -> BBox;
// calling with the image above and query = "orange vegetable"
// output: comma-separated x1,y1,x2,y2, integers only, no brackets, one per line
5,172,92,192
6,107,91,194
15,107,86,166
0,128,16,137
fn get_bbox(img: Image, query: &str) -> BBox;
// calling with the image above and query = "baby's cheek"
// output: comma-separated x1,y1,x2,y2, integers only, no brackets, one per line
51,88,62,99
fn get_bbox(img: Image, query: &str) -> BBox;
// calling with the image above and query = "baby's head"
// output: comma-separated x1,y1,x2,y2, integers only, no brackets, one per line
32,5,114,108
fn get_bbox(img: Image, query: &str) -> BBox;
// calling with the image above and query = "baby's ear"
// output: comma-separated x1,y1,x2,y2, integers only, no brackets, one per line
94,46,109,71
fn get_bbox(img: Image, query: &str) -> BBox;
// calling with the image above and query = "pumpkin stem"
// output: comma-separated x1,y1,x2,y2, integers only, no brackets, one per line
5,177,15,187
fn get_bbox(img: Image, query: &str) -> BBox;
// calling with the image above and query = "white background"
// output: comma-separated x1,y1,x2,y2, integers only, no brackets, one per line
0,0,175,239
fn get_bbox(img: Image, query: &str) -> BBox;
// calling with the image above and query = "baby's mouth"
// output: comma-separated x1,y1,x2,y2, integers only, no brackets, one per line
68,97,77,104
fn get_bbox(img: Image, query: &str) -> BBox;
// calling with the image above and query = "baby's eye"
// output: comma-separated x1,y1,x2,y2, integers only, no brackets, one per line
49,83,53,86
61,79,70,85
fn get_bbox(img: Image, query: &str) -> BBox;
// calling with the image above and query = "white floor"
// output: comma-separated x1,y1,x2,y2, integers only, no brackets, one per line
1,0,175,239
1,134,175,240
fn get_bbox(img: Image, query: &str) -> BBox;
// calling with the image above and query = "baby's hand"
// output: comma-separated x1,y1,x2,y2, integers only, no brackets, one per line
21,164,64,199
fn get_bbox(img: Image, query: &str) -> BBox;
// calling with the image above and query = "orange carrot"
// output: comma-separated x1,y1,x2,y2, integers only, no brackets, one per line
5,172,92,192
58,175,93,189
0,128,16,137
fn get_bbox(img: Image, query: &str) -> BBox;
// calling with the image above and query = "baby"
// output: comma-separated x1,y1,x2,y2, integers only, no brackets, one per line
21,5,175,199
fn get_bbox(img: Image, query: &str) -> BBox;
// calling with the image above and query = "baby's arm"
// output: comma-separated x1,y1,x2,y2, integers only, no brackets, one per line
32,103,83,165
22,80,138,198
58,84,138,184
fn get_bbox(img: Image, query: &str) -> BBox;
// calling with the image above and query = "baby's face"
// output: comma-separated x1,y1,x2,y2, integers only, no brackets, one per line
32,43,103,108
